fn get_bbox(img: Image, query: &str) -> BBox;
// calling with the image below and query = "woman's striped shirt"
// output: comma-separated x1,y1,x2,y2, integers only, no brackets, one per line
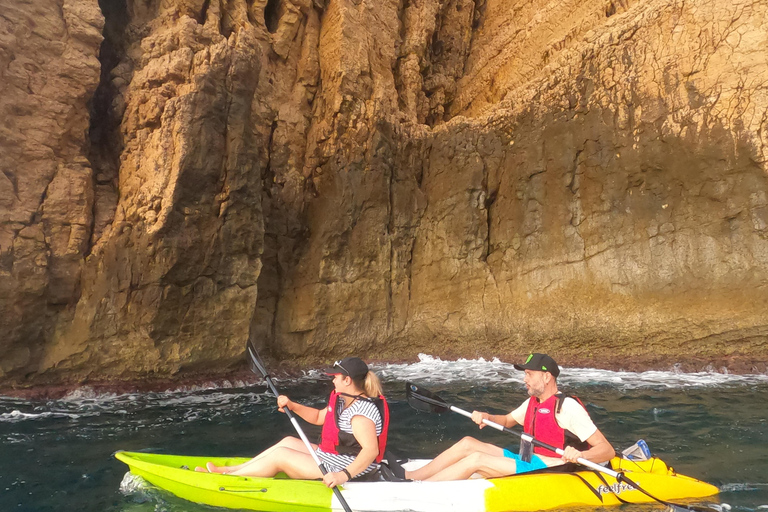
315,397,383,476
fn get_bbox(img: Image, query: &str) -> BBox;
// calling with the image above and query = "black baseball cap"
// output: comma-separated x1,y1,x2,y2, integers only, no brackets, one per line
513,353,560,378
325,357,369,380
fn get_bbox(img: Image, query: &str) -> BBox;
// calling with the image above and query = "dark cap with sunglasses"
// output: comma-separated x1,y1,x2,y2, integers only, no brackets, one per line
325,357,369,380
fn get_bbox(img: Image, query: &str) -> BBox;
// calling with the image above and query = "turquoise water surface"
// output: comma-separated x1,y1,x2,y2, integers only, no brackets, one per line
1,355,767,512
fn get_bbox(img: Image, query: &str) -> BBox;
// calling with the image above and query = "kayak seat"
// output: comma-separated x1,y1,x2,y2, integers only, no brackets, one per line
378,463,412,482
354,468,389,482
378,453,411,482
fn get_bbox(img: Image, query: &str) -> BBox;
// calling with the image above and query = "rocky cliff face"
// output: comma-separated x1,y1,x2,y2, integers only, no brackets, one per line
1,0,767,386
1,0,104,379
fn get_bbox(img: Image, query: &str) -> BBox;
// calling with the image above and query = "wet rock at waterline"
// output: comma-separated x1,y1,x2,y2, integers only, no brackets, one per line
1,0,767,387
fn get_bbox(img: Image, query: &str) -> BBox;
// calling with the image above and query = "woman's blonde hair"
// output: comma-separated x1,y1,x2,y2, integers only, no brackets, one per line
352,369,383,398
363,370,383,398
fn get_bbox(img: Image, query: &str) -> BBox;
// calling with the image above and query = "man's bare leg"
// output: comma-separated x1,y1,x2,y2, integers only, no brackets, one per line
425,451,519,481
406,437,505,481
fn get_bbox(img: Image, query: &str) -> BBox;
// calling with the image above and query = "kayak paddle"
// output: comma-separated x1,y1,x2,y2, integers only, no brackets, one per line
247,342,354,512
405,382,718,512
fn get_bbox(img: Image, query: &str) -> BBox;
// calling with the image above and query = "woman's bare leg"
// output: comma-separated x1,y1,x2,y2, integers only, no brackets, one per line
201,437,316,473
227,447,324,479
406,437,505,480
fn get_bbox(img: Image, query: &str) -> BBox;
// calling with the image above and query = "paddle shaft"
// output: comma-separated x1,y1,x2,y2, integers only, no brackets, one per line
261,374,327,470
248,345,353,512
449,405,623,478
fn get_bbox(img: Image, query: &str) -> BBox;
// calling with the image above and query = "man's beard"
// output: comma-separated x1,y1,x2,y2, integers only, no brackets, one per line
527,382,545,397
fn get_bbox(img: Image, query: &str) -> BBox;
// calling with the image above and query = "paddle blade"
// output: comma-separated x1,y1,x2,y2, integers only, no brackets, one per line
670,505,721,512
247,342,269,377
519,437,533,463
405,382,450,414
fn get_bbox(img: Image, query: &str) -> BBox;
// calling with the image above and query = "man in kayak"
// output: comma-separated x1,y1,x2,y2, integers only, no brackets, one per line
405,353,615,481
199,357,389,488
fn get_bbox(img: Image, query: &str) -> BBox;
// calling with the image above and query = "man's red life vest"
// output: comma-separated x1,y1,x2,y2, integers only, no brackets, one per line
523,393,590,458
318,391,389,463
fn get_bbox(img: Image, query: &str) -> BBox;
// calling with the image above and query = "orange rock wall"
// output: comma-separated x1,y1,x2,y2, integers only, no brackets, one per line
1,0,767,385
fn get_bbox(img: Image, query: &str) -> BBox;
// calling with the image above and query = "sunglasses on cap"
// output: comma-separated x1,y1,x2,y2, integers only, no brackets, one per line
332,360,350,376
325,357,368,379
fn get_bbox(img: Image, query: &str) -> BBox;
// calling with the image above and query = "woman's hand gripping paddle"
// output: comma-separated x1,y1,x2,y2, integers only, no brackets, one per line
247,342,354,512
405,382,718,512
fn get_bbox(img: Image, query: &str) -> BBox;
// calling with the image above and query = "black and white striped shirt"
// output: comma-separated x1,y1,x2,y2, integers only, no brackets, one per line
316,397,383,476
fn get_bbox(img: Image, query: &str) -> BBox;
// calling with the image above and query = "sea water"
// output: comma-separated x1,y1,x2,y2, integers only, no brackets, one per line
1,354,767,512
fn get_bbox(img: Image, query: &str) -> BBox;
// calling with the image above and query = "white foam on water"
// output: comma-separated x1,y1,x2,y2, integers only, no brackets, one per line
369,354,768,389
720,483,768,492
62,386,118,401
373,354,519,383
5,434,31,444
2,354,766,424
119,471,149,495
0,386,271,424
0,409,81,422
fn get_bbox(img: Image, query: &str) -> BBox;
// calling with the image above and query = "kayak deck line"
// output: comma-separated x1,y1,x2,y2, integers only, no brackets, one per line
115,451,719,512
218,486,269,492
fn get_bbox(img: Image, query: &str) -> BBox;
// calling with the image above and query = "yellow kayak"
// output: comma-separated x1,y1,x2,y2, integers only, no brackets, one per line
115,451,719,512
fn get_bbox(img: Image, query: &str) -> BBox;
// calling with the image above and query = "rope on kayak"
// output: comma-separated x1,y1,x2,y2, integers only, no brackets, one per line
568,473,604,502
617,472,720,512
218,487,268,492
592,470,716,512
592,470,633,506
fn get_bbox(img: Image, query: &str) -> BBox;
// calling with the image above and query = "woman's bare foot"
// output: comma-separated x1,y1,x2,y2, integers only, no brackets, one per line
194,466,208,472
206,462,225,473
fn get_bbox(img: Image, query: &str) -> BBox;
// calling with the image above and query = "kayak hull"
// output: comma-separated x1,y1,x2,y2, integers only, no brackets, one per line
115,451,719,512
117,453,332,512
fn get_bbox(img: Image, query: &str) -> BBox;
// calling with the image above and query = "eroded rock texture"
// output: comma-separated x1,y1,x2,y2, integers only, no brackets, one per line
1,0,767,385
273,0,768,366
1,0,104,379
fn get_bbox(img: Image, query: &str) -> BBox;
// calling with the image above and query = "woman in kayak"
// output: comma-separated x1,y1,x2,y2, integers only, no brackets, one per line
198,357,389,488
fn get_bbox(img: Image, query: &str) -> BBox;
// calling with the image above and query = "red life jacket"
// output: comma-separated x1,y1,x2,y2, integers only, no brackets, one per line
318,391,390,463
523,393,591,458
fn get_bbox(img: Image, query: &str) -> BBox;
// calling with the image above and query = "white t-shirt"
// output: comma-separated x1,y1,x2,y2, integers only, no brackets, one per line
510,396,598,466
